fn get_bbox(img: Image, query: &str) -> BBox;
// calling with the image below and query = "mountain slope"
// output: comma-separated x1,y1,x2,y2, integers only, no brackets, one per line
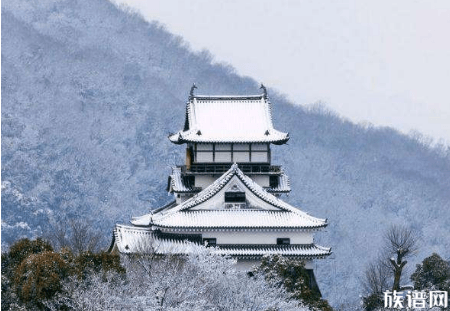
2,0,450,308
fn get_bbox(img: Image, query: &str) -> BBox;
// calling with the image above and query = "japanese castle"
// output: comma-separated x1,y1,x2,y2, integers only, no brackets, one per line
112,84,331,280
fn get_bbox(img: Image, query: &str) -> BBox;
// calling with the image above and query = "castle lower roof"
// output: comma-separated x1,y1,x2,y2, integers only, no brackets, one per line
114,224,331,259
267,171,291,193
214,243,331,259
152,210,325,230
167,167,201,193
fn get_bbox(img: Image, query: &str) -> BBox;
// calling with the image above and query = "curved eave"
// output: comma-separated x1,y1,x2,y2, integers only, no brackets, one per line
214,243,332,259
130,201,178,226
171,189,201,194
153,223,328,231
168,133,289,145
168,133,184,145
168,180,201,194
232,254,331,260
193,95,264,100
266,189,291,194
271,134,290,145
131,214,152,226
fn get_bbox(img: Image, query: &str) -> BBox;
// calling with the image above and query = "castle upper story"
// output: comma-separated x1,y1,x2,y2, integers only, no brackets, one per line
167,85,291,203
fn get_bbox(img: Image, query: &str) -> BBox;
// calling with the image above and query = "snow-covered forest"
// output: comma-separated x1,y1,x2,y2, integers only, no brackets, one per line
2,238,320,310
2,0,450,308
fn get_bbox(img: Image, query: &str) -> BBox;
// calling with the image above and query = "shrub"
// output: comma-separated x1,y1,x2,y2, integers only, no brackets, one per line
14,251,69,307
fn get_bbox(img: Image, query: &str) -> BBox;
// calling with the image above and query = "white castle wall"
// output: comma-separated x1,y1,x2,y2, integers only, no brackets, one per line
201,231,313,245
251,175,269,187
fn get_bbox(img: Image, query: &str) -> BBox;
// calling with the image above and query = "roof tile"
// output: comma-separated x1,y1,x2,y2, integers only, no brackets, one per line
169,95,289,144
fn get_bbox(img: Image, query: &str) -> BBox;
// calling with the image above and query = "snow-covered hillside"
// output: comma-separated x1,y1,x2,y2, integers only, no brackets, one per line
2,0,450,308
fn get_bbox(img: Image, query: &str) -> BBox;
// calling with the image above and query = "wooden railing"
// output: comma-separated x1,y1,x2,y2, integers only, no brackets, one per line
179,164,281,175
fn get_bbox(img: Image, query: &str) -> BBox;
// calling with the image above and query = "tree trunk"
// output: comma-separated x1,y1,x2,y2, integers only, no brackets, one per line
390,256,407,291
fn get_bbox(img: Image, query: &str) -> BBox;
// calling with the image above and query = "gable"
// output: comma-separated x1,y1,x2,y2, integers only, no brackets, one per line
189,175,280,211
149,164,327,229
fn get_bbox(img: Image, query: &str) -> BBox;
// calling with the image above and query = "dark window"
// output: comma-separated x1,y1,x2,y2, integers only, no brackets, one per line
203,238,216,247
225,192,246,202
277,238,290,245
183,175,195,188
269,176,279,188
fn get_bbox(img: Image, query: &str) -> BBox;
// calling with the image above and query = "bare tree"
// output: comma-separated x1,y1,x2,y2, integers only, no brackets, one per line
384,225,418,291
362,255,392,311
46,222,70,250
363,258,391,295
47,218,102,254
362,225,418,311
70,219,101,254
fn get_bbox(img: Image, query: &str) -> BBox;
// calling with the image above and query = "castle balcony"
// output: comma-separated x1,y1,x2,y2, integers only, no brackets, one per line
179,164,282,175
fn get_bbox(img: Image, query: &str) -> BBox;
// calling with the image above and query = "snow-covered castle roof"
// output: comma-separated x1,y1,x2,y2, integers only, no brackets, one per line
131,164,327,230
168,93,289,144
114,224,331,259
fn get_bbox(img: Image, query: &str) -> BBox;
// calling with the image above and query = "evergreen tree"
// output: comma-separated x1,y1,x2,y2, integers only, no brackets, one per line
1,238,53,310
5,238,53,273
14,251,69,309
411,253,450,291
2,238,125,310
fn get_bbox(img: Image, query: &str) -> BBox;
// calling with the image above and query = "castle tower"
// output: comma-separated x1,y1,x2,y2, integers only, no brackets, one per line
112,85,331,289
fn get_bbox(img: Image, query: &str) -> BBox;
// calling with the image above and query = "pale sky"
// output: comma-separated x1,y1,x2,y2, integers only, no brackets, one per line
116,0,450,144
